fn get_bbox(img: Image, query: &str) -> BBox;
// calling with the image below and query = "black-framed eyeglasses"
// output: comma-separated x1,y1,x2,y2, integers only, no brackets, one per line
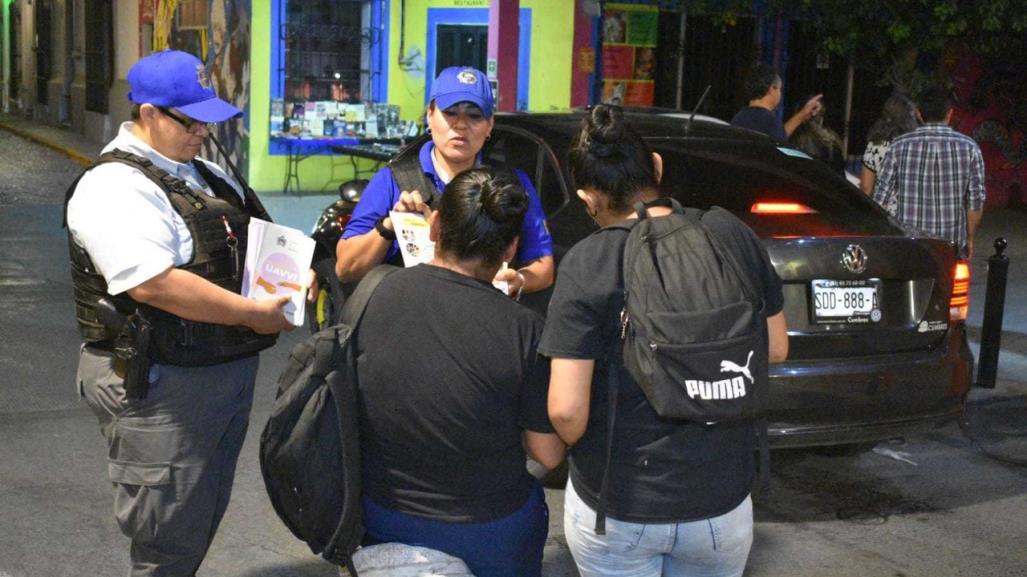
157,107,212,133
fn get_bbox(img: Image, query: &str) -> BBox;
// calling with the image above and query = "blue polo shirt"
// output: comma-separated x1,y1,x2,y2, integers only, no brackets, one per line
341,140,553,264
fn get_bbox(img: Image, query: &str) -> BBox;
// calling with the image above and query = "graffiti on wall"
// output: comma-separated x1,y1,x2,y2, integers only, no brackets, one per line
146,0,251,175
945,45,1026,208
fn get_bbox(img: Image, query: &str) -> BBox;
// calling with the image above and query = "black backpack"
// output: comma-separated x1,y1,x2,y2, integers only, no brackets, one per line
387,134,437,207
593,199,769,534
258,265,396,574
619,199,767,423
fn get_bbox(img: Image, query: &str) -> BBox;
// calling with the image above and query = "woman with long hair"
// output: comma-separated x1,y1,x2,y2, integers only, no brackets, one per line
540,105,788,577
789,97,846,174
860,93,921,194
355,166,564,577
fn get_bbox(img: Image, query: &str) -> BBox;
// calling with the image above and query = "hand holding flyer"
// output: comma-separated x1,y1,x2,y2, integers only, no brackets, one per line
242,218,316,326
390,210,435,267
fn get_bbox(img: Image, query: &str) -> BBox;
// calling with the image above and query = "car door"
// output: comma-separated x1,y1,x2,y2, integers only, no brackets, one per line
482,123,573,314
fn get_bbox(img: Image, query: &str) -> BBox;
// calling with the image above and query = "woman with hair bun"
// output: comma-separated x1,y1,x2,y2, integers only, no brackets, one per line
540,105,788,577
354,166,565,577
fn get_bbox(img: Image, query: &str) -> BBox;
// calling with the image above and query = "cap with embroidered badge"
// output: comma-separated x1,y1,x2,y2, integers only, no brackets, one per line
429,67,495,118
127,50,242,123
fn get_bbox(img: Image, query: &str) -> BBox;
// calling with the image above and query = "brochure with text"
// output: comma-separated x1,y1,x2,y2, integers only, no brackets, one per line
390,210,435,267
242,218,315,326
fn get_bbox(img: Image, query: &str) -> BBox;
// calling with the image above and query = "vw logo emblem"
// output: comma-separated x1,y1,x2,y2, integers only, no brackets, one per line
841,244,867,274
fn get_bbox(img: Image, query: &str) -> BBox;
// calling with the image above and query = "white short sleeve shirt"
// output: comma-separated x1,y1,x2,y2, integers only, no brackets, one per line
66,122,244,295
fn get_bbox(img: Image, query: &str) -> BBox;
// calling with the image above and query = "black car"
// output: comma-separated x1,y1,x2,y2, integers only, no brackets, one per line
479,110,974,449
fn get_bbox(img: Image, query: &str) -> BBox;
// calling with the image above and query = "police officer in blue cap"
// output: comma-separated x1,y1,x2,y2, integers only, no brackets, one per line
335,66,555,296
65,50,293,576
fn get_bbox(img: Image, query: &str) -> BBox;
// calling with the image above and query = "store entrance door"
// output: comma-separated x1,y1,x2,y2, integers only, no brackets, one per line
435,24,487,77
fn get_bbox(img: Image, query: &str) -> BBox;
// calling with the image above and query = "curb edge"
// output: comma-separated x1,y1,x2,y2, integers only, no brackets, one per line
0,120,94,166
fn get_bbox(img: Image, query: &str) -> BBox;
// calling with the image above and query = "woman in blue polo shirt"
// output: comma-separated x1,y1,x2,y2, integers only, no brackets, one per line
334,66,554,296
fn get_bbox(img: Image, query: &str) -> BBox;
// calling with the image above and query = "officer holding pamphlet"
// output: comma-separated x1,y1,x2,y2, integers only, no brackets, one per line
64,50,294,577
335,66,555,296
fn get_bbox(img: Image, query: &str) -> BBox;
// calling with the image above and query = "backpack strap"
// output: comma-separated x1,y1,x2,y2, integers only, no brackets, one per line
387,134,437,208
323,264,397,575
339,264,399,327
632,197,683,221
192,159,273,222
594,354,620,535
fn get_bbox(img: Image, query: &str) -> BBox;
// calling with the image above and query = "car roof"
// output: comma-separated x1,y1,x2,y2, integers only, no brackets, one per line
494,109,775,145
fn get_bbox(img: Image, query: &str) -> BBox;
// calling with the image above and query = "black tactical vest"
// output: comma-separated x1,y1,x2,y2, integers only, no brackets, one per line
64,149,278,366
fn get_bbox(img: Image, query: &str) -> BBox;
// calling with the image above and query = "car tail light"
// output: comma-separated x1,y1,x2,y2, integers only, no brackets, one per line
750,202,818,215
949,261,970,321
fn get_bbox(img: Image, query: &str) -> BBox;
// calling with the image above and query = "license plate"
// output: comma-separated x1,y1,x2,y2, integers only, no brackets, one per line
811,279,882,323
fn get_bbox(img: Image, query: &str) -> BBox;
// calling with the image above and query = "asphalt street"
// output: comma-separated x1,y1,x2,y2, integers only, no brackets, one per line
1,127,1025,577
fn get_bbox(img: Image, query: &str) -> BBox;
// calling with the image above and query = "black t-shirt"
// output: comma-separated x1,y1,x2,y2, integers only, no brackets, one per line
731,106,787,142
357,264,553,523
538,208,783,523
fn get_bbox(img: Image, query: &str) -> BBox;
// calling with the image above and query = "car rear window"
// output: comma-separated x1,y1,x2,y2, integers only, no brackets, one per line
650,139,901,238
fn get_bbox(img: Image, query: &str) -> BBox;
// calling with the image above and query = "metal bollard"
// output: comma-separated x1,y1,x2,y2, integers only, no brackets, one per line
975,238,1009,389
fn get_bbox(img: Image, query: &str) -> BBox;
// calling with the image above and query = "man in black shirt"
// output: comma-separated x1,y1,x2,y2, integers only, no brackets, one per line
731,62,822,142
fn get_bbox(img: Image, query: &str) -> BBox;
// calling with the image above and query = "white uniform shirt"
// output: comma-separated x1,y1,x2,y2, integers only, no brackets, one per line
67,122,244,295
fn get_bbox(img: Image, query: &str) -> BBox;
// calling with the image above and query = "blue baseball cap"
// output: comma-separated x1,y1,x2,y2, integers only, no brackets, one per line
430,67,494,118
127,50,242,123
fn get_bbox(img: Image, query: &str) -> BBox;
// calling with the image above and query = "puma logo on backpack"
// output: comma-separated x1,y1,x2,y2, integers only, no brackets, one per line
720,350,755,383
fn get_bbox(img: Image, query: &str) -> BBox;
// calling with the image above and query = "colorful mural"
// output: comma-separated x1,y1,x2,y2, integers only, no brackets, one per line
148,0,251,174
945,45,1026,208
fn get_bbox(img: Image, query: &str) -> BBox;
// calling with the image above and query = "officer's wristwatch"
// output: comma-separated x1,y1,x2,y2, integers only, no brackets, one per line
374,215,396,241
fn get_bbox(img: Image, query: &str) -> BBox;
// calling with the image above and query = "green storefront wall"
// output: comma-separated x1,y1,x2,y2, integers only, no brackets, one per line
246,0,575,194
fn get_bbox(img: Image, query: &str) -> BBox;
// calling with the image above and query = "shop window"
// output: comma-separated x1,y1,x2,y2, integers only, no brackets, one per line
283,0,368,102
84,0,113,113
271,0,408,144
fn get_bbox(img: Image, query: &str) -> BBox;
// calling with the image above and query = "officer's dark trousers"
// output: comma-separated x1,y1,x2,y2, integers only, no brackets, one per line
78,345,258,577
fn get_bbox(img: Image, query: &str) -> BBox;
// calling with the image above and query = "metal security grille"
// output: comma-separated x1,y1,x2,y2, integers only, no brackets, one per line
35,0,52,105
84,0,113,113
281,0,368,101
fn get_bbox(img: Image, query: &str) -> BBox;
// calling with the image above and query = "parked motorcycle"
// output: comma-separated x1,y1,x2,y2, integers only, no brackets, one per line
305,179,366,332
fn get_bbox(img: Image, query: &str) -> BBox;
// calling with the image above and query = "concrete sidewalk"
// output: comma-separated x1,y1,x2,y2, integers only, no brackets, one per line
0,112,101,166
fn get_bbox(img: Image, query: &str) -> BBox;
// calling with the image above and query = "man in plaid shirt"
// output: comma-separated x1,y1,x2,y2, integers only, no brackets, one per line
873,85,986,258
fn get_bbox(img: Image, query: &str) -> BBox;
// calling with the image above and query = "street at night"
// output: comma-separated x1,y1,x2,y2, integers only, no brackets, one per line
1,123,1025,577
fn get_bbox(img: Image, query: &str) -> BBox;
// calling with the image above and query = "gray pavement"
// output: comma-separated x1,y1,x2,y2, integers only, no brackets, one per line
1,116,1025,577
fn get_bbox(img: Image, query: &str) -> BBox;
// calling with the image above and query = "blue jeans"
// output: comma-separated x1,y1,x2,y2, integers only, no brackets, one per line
563,479,753,577
362,481,548,577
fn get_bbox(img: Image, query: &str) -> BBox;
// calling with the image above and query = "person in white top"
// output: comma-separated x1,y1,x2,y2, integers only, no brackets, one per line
65,50,293,577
